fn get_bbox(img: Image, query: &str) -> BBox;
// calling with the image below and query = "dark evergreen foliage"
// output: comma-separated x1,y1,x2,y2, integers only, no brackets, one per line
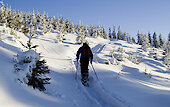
132,37,136,43
112,25,116,40
148,32,152,45
27,59,50,91
159,33,163,48
137,31,142,45
108,27,112,39
20,40,38,50
117,26,122,40
152,32,158,48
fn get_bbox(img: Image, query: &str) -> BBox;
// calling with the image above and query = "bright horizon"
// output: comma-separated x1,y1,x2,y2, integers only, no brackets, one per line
4,0,170,40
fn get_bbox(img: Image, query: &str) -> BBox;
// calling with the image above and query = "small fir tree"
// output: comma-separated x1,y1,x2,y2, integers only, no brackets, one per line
27,59,50,91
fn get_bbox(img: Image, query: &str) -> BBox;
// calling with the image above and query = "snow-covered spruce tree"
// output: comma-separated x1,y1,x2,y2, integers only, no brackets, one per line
127,34,133,44
134,50,141,64
27,59,50,91
152,32,159,48
76,22,85,44
94,28,98,38
16,40,50,91
162,43,167,56
29,21,37,38
71,22,76,34
32,10,37,27
132,37,136,44
68,21,72,34
168,33,170,42
148,32,152,46
166,41,170,54
21,19,29,34
112,25,116,40
117,26,122,40
162,42,168,55
57,17,63,33
38,12,44,30
44,13,52,33
109,27,112,39
1,5,25,32
163,35,170,54
137,31,142,45
106,32,110,40
50,16,58,31
141,34,150,51
159,33,164,48
102,27,106,39
55,17,66,42
111,46,125,62
0,1,7,24
75,25,79,34
128,50,141,64
84,24,89,36
164,53,170,67
65,19,71,33
47,18,54,33
42,12,48,34
102,27,110,39
76,34,85,44
97,25,103,38
89,24,94,36
139,33,144,45
55,17,60,31
60,23,66,38
122,32,127,41
99,26,104,38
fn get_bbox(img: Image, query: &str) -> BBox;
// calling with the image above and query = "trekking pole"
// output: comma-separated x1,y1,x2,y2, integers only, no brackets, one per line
90,63,99,80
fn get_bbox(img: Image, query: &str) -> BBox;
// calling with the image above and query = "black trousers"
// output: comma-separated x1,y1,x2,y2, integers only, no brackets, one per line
80,58,89,80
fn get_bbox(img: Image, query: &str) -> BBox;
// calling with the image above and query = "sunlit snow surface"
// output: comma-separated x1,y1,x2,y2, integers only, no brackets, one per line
0,26,170,107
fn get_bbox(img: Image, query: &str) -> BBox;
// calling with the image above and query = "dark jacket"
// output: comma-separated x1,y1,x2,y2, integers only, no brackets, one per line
76,43,93,63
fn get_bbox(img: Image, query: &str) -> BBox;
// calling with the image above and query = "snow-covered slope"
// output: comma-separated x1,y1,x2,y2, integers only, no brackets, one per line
0,27,170,107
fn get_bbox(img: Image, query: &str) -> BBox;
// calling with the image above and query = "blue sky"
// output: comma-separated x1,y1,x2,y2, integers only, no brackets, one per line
4,0,170,40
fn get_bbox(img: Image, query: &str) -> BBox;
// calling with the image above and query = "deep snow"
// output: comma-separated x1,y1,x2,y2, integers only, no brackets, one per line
0,26,170,107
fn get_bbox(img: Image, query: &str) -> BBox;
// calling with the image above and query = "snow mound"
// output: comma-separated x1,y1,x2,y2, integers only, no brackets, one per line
17,50,40,64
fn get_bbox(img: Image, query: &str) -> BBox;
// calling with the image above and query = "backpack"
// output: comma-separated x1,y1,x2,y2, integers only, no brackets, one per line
81,47,91,58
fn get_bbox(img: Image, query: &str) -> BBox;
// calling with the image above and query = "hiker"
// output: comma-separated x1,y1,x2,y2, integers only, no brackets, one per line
76,43,93,83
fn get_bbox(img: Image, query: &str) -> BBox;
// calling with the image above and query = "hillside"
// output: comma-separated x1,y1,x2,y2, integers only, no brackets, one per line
0,26,170,107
